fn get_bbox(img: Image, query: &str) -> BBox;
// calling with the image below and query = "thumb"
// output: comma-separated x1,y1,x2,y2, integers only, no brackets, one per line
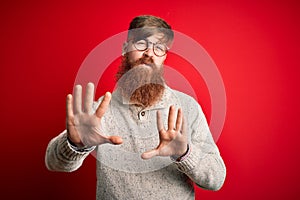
141,149,158,160
108,136,123,145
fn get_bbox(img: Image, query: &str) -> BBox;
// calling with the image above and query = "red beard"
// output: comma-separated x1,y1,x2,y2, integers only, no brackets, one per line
116,54,165,108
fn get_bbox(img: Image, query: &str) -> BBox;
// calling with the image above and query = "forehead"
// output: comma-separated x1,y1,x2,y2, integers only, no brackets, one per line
144,33,165,43
129,27,169,42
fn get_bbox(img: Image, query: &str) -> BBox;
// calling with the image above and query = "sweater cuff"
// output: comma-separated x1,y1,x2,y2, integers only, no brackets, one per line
58,133,94,161
174,143,200,172
67,136,96,152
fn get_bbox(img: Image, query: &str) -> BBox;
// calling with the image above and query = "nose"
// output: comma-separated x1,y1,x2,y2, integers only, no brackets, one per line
143,46,155,57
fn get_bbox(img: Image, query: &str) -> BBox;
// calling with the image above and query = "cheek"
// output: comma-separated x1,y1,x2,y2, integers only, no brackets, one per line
154,57,166,67
127,51,143,62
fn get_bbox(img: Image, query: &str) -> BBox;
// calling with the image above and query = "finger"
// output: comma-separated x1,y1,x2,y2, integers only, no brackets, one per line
84,82,94,114
168,105,176,131
181,115,187,137
175,108,183,132
73,85,82,114
141,149,159,160
108,136,123,145
156,110,164,132
95,92,112,118
66,94,74,120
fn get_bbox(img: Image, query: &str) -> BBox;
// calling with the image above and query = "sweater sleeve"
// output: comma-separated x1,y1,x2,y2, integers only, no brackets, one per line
45,130,94,172
174,98,226,191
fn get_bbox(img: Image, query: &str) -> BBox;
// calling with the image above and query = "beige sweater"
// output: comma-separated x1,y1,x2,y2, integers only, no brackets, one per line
45,87,226,200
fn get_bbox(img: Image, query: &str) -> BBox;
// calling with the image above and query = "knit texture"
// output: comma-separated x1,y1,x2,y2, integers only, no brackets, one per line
45,87,226,199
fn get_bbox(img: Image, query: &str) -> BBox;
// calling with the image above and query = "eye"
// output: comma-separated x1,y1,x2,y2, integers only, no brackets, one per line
136,40,146,45
155,44,166,52
134,40,147,50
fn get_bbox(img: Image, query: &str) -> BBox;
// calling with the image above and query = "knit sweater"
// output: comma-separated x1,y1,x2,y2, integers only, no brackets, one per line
45,87,226,200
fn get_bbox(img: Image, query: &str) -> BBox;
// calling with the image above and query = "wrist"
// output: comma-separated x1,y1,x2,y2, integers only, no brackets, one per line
67,136,84,147
66,128,85,148
171,144,190,162
66,136,93,152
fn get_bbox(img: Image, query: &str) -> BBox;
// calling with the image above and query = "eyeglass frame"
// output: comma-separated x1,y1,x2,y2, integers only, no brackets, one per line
130,39,169,57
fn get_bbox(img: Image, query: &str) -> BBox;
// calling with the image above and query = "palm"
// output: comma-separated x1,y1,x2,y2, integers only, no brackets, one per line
141,106,187,159
66,83,122,148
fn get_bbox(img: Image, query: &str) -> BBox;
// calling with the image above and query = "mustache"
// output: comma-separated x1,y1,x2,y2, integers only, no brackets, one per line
132,55,155,68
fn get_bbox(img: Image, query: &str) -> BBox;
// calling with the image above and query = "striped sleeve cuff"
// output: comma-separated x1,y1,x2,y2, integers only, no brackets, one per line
174,144,200,172
67,136,96,152
58,133,95,161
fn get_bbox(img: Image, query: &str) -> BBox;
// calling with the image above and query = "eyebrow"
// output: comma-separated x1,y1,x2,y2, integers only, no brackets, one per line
144,37,166,44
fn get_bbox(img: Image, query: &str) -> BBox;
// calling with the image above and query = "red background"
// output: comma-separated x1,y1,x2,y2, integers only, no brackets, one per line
1,0,300,199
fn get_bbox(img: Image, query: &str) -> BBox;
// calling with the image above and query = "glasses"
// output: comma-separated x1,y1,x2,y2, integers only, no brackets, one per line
132,39,169,57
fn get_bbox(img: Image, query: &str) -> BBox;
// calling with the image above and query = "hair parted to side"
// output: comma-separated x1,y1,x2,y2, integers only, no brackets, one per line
127,15,174,46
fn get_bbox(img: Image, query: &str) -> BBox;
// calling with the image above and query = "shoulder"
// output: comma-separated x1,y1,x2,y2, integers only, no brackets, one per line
167,87,208,118
166,87,200,108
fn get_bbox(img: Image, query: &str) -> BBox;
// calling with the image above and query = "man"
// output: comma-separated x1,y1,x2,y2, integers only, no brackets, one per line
45,15,226,199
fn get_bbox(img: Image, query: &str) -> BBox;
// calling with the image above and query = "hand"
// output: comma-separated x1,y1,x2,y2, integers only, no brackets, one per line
141,106,188,160
66,83,123,148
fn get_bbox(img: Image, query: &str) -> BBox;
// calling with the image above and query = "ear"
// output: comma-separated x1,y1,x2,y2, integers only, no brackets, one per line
122,41,128,56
